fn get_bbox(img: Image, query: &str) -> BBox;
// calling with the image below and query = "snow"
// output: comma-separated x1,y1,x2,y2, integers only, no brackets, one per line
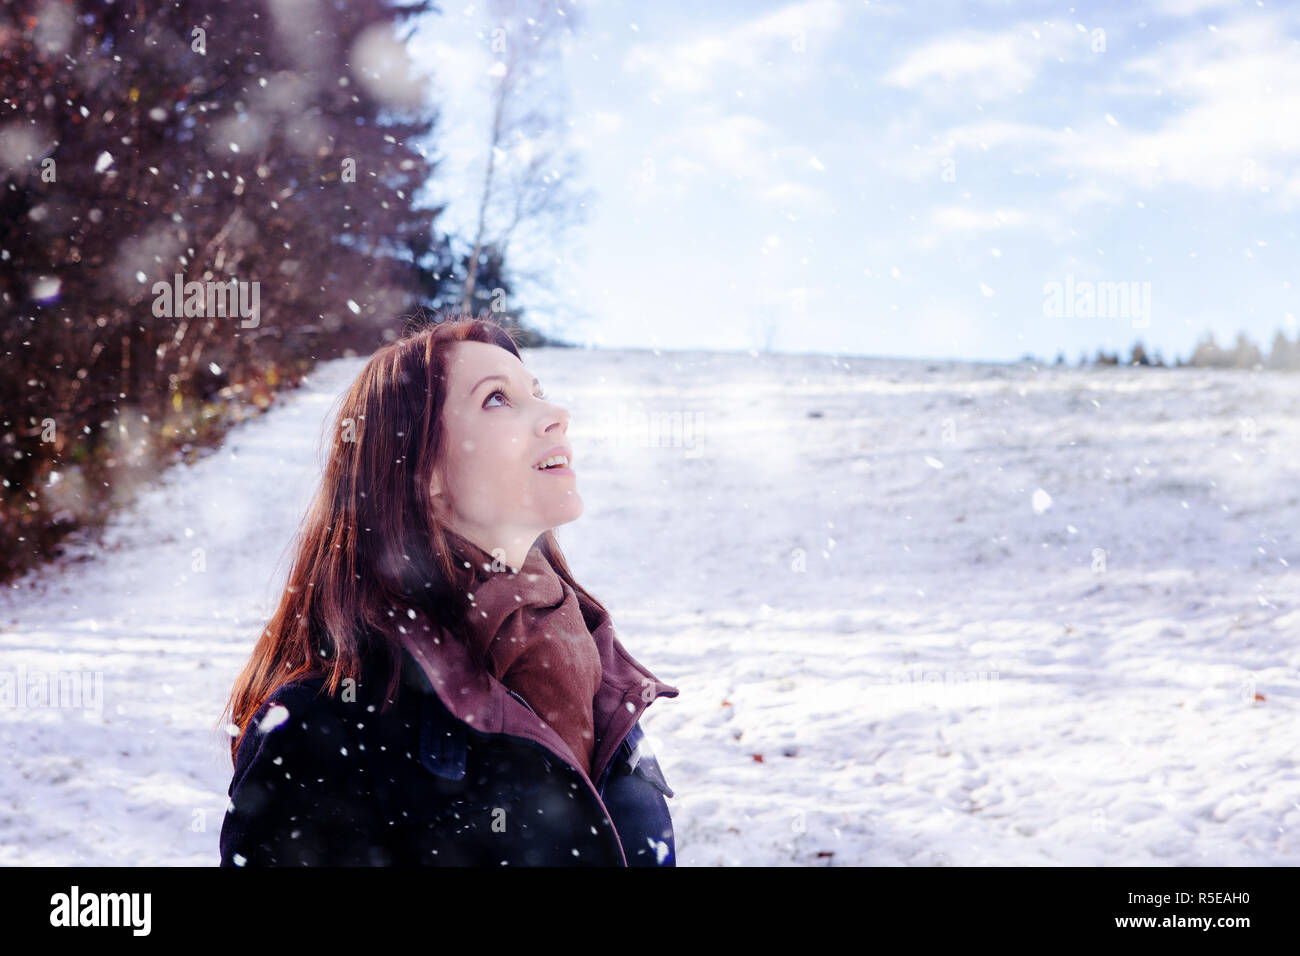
2,349,1299,865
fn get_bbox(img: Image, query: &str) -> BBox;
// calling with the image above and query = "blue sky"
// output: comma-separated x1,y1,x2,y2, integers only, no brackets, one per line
408,0,1300,362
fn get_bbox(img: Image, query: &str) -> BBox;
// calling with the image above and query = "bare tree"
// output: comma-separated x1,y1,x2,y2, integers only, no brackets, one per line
460,0,594,318
749,308,783,354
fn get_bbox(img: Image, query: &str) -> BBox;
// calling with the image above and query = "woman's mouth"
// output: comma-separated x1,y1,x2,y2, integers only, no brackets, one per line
532,454,575,477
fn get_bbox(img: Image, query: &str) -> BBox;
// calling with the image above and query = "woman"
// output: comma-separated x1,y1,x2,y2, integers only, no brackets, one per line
216,315,680,866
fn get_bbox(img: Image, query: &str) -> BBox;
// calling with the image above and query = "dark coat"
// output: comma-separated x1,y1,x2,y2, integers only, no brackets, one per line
219,614,679,867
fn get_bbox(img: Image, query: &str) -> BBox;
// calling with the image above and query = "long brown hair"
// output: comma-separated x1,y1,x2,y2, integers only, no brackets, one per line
217,312,608,762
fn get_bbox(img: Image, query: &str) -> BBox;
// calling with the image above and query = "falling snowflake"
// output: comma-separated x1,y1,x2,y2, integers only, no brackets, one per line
258,703,289,732
649,837,669,863
31,275,60,302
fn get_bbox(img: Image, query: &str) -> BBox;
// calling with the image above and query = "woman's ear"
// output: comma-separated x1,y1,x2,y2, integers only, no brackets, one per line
428,462,449,520
426,448,444,494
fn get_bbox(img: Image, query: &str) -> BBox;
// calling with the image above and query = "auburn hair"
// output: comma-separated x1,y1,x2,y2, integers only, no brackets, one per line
216,312,607,761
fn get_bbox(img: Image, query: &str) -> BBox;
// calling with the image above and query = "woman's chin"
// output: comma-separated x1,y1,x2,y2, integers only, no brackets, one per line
550,496,584,524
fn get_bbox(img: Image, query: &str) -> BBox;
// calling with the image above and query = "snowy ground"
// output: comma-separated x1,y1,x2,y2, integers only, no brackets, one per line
3,347,1300,865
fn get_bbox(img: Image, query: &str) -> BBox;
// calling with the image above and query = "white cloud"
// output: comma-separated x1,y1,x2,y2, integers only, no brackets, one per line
898,13,1300,208
662,113,830,207
616,2,846,208
923,204,1069,241
667,156,708,178
1147,0,1240,14
681,113,771,178
591,111,624,135
872,118,1065,184
931,206,1029,231
756,181,823,205
1056,182,1126,213
883,21,1081,99
1077,13,1300,193
571,109,625,150
624,0,846,93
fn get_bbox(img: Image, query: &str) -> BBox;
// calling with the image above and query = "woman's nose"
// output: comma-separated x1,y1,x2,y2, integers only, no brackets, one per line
544,403,570,432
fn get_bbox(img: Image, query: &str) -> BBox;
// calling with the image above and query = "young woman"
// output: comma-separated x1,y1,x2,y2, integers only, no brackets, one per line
216,315,680,866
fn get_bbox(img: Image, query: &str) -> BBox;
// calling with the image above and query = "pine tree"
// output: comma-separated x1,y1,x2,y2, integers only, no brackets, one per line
0,0,448,578
1231,331,1262,369
1267,329,1296,370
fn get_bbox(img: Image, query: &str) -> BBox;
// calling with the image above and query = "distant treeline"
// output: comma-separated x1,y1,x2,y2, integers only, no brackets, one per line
1050,328,1300,369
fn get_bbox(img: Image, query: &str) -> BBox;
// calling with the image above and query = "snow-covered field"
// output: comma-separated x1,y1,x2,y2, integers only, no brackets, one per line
3,347,1300,865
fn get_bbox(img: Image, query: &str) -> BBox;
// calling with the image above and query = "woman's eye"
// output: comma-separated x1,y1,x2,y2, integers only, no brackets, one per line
484,387,546,408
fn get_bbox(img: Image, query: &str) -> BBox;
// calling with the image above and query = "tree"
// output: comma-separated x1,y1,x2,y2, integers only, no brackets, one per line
750,308,781,353
403,227,460,314
0,0,447,579
1231,331,1263,369
461,242,519,325
1190,332,1227,367
458,0,594,319
1267,329,1296,370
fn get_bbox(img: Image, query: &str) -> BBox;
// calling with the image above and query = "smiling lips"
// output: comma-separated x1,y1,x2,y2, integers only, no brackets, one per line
533,457,575,477
532,445,575,474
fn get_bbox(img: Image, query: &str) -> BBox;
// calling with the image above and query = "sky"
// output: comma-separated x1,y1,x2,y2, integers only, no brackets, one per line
406,0,1300,363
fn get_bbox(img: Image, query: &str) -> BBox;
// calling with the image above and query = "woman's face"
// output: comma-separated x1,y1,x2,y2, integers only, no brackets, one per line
429,340,582,571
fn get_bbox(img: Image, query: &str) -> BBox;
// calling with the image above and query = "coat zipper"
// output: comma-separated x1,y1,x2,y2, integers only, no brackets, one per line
505,686,539,719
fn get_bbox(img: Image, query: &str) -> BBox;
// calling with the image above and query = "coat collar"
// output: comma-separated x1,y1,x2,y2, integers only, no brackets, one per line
392,533,679,793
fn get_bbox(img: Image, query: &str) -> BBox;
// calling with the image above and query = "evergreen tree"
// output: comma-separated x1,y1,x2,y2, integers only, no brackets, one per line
1267,329,1296,370
1190,332,1226,367
1231,331,1262,369
0,0,447,578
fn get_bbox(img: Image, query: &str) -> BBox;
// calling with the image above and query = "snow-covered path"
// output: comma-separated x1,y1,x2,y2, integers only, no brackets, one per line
3,348,1299,865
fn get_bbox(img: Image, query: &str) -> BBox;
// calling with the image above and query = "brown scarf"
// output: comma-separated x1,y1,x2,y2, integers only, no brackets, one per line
447,531,605,779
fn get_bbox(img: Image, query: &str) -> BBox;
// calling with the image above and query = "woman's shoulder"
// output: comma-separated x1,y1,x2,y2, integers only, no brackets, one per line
237,664,419,761
230,676,351,785
221,671,401,866
243,664,400,729
240,675,332,739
